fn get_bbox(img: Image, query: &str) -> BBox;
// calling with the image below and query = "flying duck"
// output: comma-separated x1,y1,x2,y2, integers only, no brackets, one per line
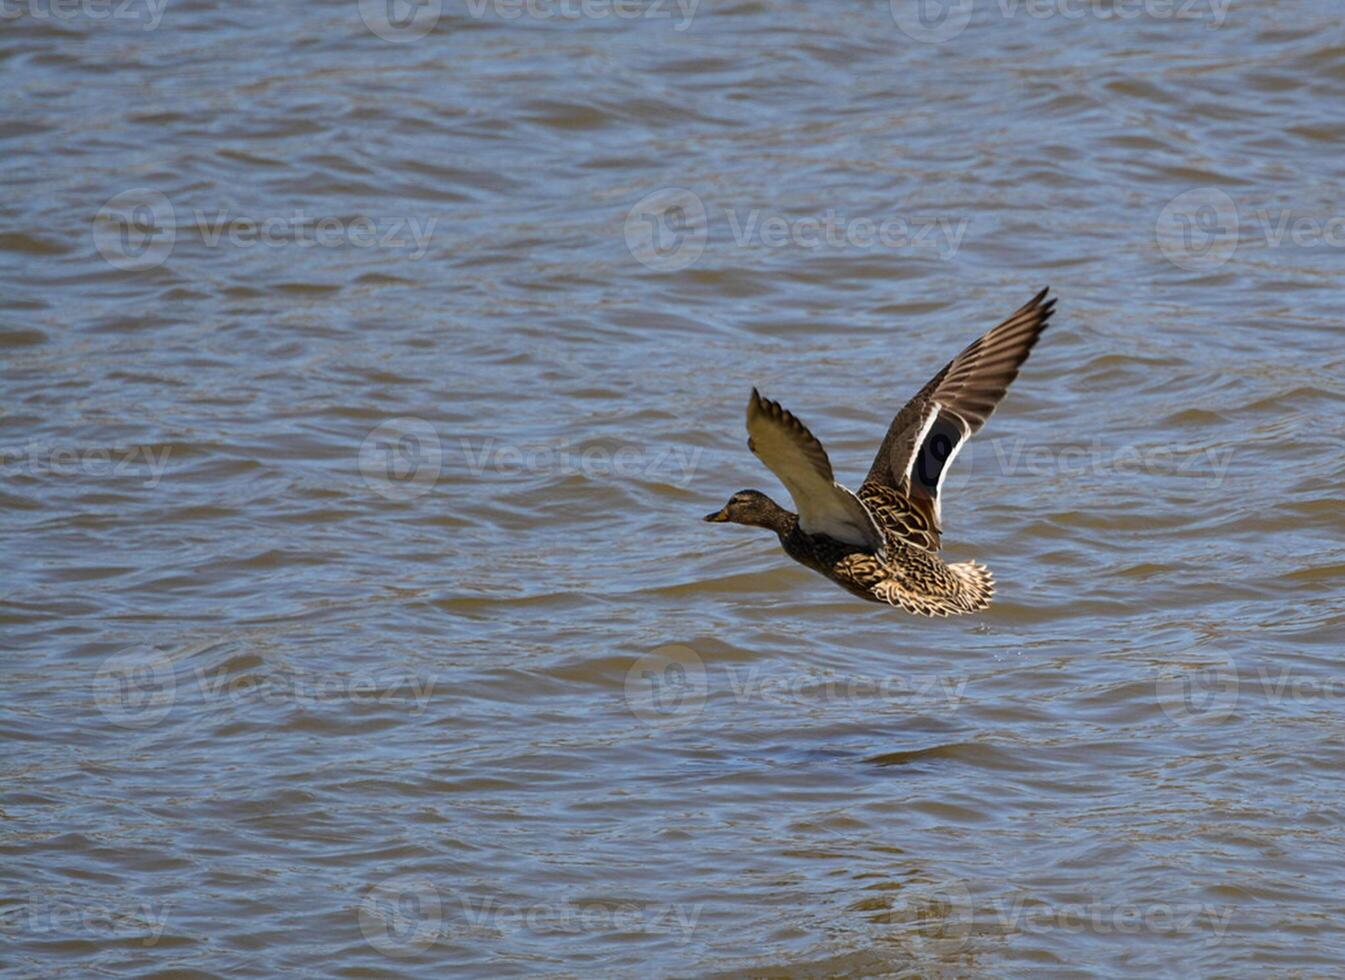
704,288,1056,615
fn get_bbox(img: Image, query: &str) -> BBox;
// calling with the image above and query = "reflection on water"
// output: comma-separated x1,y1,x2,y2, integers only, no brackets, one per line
3,0,1344,974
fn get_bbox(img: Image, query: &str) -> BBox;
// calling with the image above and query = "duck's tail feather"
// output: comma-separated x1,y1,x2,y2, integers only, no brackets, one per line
948,560,995,613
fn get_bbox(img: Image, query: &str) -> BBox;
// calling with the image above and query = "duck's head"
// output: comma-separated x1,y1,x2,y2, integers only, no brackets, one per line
704,489,791,532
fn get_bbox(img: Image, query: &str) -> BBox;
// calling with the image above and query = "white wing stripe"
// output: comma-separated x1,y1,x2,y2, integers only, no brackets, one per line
933,430,967,524
901,402,939,487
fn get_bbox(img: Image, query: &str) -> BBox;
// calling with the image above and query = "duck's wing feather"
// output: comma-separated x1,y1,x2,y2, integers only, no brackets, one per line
747,388,886,555
863,288,1055,546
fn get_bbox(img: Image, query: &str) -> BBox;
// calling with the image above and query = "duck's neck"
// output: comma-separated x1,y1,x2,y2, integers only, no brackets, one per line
762,502,798,538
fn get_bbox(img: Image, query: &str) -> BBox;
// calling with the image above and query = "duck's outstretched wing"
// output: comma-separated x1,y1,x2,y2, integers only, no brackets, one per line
864,288,1056,546
747,388,886,555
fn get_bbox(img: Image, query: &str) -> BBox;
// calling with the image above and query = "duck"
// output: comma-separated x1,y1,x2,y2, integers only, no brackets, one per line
704,288,1056,616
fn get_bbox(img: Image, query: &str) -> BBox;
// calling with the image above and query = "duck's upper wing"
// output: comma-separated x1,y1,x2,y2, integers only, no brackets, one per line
747,388,886,555
863,288,1056,546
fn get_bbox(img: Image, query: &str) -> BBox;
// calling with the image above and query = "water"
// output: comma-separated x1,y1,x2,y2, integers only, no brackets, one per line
3,1,1344,975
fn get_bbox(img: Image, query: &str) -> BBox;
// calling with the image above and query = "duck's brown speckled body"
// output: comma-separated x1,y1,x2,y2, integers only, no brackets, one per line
706,289,1055,616
722,483,992,615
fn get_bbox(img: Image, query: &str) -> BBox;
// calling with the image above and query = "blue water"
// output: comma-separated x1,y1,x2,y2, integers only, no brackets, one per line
2,1,1344,975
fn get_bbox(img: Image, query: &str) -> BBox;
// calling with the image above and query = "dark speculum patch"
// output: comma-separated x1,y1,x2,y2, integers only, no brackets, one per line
912,415,963,498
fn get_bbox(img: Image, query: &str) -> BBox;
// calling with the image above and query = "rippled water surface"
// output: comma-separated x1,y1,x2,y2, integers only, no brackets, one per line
4,1,1345,975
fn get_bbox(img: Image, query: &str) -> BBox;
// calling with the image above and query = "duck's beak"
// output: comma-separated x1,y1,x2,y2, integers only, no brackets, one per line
704,507,729,523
